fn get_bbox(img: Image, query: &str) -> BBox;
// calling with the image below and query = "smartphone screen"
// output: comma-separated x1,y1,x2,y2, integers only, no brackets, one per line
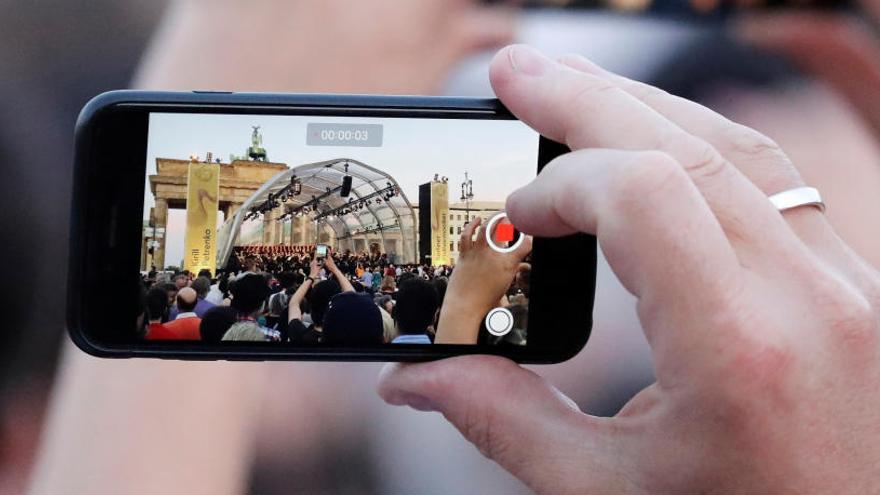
315,244,328,259
140,112,541,347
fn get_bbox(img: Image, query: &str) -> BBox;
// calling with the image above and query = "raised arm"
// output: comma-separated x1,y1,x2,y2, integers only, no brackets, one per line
324,250,355,293
435,216,531,344
288,258,320,323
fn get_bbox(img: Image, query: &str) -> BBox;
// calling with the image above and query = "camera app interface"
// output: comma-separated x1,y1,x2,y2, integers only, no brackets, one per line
140,113,538,347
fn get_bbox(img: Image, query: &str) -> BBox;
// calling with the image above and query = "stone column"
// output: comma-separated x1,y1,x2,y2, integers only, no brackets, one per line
262,210,273,245
273,214,283,245
153,198,169,269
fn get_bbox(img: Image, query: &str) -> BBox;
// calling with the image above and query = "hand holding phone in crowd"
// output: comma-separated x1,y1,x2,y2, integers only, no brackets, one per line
307,257,321,280
379,45,880,494
436,216,532,344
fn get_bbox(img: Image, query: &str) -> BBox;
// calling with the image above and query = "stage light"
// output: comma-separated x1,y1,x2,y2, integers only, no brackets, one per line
341,175,353,197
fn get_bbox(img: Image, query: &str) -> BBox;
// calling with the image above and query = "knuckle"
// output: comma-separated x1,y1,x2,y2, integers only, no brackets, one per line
715,335,798,412
684,139,730,182
723,124,787,162
459,404,507,461
820,287,879,353
662,131,729,184
722,124,801,189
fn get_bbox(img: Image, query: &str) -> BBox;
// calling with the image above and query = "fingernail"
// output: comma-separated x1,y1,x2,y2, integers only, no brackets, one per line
508,45,551,77
394,392,439,412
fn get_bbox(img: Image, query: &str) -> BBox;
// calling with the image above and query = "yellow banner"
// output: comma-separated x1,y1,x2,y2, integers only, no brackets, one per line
430,181,450,265
184,161,220,275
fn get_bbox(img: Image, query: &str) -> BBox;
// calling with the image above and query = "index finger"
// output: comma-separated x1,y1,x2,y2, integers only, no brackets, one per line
507,148,740,383
490,45,801,263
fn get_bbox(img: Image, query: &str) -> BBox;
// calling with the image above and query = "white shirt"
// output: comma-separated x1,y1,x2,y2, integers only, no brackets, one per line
205,284,224,305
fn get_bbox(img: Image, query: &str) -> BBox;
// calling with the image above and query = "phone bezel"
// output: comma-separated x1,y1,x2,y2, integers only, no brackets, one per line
68,91,597,363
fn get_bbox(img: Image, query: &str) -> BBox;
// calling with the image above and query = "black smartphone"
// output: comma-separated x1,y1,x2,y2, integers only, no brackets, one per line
68,91,597,363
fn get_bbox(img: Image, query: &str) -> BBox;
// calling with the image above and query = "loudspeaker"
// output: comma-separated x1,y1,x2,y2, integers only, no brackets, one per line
340,175,353,197
418,182,431,265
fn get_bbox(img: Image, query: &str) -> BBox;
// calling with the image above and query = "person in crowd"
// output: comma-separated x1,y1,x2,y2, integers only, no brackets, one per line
361,266,374,291
266,272,297,329
200,273,280,342
311,251,382,344
372,294,397,343
371,268,382,293
160,282,178,315
169,276,215,319
373,294,394,315
219,274,233,306
173,273,189,290
243,254,259,273
221,324,268,341
390,278,439,344
144,286,177,340
512,263,529,300
286,260,323,343
160,287,202,340
379,276,396,297
322,290,384,345
205,273,225,305
134,284,149,340
396,271,416,287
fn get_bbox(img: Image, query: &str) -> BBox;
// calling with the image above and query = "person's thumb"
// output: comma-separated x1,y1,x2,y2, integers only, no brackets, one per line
377,355,624,494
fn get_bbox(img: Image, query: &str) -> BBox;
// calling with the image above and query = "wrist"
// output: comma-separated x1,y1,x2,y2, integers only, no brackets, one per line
446,275,496,315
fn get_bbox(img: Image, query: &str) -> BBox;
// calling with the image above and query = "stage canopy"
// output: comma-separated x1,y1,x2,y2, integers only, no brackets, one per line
217,158,417,267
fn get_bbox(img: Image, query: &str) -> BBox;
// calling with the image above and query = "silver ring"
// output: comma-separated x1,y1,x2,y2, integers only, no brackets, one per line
768,186,825,213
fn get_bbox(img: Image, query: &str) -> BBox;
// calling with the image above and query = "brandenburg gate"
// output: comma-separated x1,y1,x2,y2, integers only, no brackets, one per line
144,157,288,270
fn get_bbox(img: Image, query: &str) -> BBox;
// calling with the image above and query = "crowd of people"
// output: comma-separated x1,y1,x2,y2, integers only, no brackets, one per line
138,241,530,346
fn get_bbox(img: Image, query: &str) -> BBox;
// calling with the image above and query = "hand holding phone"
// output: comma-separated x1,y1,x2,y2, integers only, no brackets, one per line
308,258,321,280
315,244,329,263
380,44,880,495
